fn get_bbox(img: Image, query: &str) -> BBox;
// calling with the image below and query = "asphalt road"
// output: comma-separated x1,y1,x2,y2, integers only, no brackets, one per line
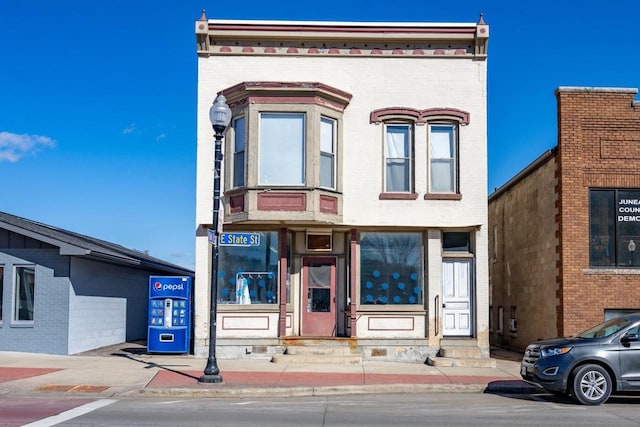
6,392,640,426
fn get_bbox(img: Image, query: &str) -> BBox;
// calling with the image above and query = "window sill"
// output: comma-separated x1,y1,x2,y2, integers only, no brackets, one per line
583,268,640,275
10,322,34,328
424,193,462,200
379,193,419,200
356,305,425,312
218,304,281,312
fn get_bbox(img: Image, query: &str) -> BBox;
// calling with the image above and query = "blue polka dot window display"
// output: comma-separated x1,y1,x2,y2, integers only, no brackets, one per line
359,231,424,305
362,269,421,305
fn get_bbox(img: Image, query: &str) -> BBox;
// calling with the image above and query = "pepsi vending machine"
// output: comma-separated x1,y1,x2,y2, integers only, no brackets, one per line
148,276,191,353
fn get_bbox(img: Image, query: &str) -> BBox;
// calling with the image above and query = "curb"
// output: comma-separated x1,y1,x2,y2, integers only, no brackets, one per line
120,383,499,399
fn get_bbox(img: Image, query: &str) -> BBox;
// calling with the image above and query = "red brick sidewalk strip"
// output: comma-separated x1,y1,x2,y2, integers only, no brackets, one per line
0,367,61,383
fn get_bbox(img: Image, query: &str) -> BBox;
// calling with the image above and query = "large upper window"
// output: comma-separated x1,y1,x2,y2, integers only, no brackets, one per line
259,113,306,185
222,82,351,195
14,266,35,322
384,124,412,192
359,232,423,305
232,116,245,188
218,231,279,304
320,116,336,189
429,124,458,193
590,189,640,267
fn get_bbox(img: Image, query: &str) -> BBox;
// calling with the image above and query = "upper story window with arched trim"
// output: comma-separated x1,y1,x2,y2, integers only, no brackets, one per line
371,107,470,200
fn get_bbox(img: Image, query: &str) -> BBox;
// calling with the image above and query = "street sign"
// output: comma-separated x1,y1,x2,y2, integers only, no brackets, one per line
219,232,261,247
207,229,216,245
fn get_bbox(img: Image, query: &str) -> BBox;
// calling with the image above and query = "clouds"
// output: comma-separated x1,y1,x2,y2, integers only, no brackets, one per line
122,123,137,135
0,131,56,162
123,122,168,142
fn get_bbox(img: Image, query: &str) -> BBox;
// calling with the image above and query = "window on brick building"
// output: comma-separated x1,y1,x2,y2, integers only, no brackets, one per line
590,189,640,267
0,266,3,322
13,266,35,323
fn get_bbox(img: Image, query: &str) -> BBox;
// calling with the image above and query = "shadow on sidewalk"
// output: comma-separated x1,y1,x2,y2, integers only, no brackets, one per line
112,352,201,381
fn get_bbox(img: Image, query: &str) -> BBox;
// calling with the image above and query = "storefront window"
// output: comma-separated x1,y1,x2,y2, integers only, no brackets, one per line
218,231,279,304
359,232,423,305
590,189,640,267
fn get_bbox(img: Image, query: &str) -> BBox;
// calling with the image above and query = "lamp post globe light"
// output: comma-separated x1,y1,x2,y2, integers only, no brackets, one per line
199,94,232,384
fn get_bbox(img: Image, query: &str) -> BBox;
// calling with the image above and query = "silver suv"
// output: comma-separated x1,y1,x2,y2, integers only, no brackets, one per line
521,313,640,405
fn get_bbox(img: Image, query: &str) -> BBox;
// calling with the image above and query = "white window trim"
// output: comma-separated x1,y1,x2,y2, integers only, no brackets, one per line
383,123,413,193
428,123,458,194
258,112,307,186
320,116,337,190
12,265,35,326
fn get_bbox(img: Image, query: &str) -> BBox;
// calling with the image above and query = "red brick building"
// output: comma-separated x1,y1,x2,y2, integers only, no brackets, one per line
489,87,640,351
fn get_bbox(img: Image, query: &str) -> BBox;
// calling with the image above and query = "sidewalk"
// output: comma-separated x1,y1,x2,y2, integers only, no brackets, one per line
0,344,536,399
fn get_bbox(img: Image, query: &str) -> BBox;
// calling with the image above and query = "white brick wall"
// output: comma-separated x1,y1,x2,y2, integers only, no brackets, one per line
196,56,487,227
195,24,488,352
68,294,126,354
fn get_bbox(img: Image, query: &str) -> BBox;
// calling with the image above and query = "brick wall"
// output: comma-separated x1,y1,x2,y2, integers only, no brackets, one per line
556,87,640,335
0,249,71,355
489,152,558,351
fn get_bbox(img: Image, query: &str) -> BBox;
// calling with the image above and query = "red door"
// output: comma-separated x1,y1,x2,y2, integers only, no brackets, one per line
301,257,336,336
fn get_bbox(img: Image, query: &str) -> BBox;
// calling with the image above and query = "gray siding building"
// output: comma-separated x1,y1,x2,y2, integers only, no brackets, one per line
0,212,193,355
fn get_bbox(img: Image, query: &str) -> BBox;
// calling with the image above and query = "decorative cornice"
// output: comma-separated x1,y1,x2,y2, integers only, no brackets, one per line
196,19,488,59
222,81,352,112
370,107,470,125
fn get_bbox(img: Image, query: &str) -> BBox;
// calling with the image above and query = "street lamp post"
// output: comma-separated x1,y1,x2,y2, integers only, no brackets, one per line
199,94,232,384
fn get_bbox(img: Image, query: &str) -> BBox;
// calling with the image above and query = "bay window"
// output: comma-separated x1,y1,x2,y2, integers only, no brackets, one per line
221,82,350,222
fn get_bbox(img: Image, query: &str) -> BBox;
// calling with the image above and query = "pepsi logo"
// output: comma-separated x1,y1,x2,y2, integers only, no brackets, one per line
154,282,162,291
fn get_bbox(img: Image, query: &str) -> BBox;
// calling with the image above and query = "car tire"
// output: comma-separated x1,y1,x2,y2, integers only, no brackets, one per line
571,364,612,405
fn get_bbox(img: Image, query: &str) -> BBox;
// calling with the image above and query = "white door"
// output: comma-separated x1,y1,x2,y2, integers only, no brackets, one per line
442,259,472,336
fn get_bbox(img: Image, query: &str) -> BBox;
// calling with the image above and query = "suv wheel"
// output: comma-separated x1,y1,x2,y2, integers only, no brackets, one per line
571,364,612,405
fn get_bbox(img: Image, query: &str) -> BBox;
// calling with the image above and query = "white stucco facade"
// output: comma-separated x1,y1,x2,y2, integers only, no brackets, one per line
194,17,489,361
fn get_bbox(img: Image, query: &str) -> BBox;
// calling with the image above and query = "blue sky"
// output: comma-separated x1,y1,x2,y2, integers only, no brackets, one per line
1,1,639,269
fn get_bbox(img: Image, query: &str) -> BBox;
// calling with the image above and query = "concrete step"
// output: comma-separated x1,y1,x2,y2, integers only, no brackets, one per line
426,356,454,367
439,339,478,347
440,346,482,358
426,356,496,368
285,346,354,356
271,353,363,364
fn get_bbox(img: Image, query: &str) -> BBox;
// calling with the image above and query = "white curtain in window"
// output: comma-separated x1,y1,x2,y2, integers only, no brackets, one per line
259,113,305,185
386,126,410,192
430,126,454,193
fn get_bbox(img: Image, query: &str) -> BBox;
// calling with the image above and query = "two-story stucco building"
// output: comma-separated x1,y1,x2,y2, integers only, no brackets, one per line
194,14,491,364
